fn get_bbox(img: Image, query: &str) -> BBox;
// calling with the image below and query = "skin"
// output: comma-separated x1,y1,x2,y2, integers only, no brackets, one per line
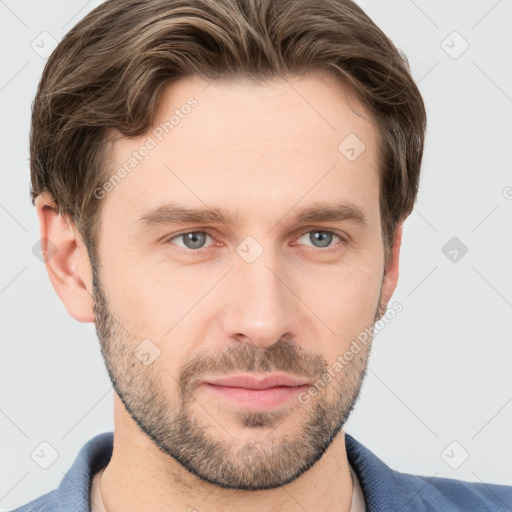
35,72,402,512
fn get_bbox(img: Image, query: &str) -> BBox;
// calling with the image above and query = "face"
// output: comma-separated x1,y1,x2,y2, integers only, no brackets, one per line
91,73,390,490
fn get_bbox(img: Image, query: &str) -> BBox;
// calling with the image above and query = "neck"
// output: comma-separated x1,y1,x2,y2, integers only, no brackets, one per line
100,396,353,512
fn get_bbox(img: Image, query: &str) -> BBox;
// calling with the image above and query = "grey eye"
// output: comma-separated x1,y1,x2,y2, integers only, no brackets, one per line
297,230,340,248
171,231,210,250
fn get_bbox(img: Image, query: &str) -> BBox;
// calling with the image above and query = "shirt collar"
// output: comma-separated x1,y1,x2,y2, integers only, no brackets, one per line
60,431,380,510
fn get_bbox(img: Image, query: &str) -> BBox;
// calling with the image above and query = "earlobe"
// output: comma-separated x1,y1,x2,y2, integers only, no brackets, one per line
35,192,95,323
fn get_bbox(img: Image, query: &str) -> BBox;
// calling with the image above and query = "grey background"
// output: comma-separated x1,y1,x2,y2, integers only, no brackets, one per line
1,0,511,508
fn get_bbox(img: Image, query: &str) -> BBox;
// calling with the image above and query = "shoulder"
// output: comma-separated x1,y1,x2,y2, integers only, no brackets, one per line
7,489,58,512
345,432,512,511
7,432,113,512
395,471,512,511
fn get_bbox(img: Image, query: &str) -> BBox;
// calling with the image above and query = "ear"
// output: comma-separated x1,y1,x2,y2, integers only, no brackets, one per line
34,191,95,323
379,221,403,311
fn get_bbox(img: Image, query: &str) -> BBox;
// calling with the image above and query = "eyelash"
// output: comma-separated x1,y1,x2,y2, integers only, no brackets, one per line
164,228,347,254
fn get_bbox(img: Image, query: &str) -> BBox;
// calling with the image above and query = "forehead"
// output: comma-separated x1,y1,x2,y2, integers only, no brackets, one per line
102,73,380,229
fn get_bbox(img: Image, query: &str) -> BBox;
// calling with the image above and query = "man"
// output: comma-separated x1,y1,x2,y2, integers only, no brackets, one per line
12,0,511,510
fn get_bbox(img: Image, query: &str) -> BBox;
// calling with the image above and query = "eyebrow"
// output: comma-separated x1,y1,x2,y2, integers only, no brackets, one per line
134,200,369,230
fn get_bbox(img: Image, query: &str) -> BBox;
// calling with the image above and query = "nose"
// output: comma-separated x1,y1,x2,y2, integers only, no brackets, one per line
220,246,301,349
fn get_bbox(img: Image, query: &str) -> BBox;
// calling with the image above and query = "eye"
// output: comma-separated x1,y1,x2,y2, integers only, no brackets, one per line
294,229,345,250
164,228,346,253
166,231,214,250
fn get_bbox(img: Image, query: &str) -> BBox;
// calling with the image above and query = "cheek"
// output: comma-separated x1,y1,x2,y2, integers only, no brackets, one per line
96,250,165,339
302,261,381,356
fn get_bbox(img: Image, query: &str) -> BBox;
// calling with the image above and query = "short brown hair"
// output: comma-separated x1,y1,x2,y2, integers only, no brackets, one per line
30,0,426,268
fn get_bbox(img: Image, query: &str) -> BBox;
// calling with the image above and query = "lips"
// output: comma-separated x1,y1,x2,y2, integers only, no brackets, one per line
200,373,311,409
202,373,310,390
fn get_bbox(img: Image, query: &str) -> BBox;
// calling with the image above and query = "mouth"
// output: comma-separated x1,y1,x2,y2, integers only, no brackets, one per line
199,373,311,410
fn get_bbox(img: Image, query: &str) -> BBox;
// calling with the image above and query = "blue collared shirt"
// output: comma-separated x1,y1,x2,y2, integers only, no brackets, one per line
9,431,512,511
